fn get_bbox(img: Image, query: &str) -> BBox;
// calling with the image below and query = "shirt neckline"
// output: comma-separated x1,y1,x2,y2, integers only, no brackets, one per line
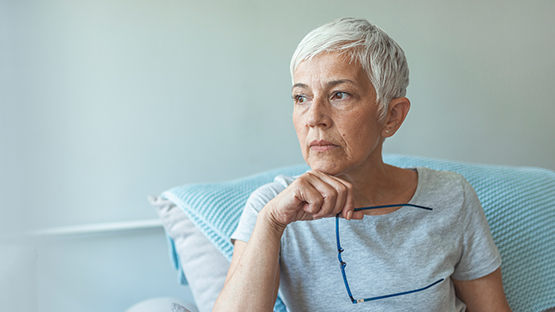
359,167,427,219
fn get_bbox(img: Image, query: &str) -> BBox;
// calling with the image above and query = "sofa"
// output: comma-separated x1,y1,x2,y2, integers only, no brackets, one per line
151,154,555,312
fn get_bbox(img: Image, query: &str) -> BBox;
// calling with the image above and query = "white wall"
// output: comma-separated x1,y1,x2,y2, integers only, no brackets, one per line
3,0,554,233
1,0,554,311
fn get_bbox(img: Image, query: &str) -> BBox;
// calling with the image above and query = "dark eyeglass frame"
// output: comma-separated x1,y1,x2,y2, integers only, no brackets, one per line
335,203,444,304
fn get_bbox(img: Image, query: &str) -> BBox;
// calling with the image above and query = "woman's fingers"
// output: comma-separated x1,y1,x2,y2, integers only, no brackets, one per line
338,210,364,220
269,169,360,226
299,172,338,219
327,175,355,219
299,170,355,219
316,173,354,219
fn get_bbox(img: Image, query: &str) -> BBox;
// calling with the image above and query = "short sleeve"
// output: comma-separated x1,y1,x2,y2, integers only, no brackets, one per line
230,176,292,244
452,178,502,281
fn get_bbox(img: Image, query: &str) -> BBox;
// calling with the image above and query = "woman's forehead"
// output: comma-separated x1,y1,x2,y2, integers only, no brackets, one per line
292,53,369,90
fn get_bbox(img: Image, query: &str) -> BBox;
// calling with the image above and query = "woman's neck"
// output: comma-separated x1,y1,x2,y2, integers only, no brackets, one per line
335,160,418,215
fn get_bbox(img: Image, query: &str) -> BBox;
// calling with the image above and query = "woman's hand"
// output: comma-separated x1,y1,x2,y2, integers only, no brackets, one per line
215,170,364,312
264,170,364,229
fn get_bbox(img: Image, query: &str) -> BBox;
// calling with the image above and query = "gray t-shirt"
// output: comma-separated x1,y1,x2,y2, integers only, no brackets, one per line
231,167,501,312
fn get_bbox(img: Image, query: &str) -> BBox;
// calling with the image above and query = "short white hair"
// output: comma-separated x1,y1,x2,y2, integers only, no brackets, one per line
290,18,409,120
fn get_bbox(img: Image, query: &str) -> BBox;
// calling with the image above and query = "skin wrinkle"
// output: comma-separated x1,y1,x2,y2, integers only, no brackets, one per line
293,60,380,176
292,52,414,214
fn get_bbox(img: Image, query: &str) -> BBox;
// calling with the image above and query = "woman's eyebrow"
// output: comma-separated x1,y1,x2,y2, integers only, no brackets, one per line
326,79,356,88
292,79,356,91
292,83,308,90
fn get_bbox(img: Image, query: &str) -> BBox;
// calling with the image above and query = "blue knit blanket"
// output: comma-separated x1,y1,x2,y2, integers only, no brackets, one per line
162,154,555,312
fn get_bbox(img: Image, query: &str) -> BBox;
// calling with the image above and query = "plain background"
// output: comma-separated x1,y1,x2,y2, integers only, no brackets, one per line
1,0,554,311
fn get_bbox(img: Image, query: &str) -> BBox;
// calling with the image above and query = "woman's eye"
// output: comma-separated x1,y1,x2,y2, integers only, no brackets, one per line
293,95,308,104
332,92,349,100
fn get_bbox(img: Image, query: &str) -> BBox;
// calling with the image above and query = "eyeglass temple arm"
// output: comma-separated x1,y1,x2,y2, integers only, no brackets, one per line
335,214,356,303
353,203,433,212
356,278,444,303
335,203,436,304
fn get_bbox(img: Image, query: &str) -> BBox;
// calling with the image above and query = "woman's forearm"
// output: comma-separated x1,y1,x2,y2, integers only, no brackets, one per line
213,207,284,312
214,170,357,311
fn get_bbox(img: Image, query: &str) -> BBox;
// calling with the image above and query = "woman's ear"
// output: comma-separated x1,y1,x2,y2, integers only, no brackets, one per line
381,97,411,137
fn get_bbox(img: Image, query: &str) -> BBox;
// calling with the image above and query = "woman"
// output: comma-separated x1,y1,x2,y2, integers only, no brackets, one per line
214,18,512,311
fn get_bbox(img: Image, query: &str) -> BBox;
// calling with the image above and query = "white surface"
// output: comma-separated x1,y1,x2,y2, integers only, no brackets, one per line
153,197,229,312
29,219,162,237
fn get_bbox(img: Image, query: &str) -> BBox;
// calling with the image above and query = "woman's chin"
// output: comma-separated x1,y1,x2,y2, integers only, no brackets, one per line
307,160,343,176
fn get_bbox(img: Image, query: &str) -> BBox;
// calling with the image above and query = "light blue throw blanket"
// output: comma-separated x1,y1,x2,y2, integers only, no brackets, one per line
162,154,555,312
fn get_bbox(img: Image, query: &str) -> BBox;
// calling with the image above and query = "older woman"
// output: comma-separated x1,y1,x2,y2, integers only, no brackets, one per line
214,18,511,311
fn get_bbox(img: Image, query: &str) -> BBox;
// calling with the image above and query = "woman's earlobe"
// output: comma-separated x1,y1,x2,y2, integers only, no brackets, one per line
386,97,411,129
383,127,395,137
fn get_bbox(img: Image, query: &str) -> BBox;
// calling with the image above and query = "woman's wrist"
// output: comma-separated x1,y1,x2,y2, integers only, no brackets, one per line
259,204,287,236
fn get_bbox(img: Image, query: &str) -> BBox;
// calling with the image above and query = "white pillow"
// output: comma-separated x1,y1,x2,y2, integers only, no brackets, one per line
151,196,230,312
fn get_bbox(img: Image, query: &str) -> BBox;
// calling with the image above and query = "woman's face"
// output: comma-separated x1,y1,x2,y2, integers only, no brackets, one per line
292,52,386,177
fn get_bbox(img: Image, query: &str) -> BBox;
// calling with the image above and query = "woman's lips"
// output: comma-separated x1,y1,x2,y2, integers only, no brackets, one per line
309,139,338,152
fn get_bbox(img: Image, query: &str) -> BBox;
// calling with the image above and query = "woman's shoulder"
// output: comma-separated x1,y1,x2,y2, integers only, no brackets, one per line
256,174,297,196
417,166,469,187
415,167,475,201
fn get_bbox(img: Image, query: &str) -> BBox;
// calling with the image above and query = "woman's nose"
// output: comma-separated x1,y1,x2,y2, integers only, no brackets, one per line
307,97,332,128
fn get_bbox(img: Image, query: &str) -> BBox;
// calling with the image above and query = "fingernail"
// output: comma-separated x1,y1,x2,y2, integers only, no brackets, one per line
346,211,352,220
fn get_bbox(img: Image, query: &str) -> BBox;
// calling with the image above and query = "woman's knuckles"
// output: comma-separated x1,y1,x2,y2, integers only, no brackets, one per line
272,171,355,225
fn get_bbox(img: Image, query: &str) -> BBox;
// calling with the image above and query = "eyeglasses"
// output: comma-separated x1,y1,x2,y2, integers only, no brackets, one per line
335,203,444,304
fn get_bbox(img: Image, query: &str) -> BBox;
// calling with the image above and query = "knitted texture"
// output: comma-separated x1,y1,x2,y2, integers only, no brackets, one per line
163,164,309,312
384,155,555,312
162,154,555,312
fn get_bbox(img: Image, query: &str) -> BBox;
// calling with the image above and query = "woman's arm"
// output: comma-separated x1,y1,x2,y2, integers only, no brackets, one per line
213,170,361,312
213,208,283,312
453,267,512,312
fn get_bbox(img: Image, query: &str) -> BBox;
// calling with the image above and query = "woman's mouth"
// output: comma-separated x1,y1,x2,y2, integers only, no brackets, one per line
309,140,338,152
